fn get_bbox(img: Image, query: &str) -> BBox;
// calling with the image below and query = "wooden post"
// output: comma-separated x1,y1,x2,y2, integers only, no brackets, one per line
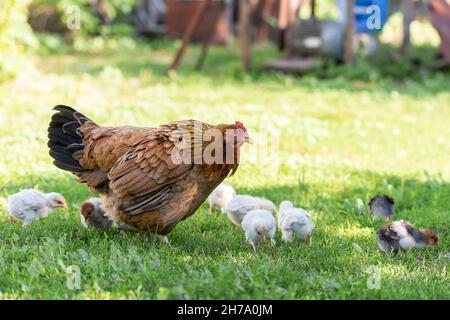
240,0,251,71
343,0,355,63
167,0,212,73
277,0,291,52
279,0,290,30
284,0,305,56
195,1,225,70
255,0,268,42
400,0,415,57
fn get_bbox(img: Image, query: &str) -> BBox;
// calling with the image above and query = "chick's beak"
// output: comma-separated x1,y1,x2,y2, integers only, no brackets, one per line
244,135,253,144
61,202,68,210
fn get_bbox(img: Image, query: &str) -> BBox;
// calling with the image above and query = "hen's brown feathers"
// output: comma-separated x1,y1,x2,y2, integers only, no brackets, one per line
106,122,213,216
48,106,242,234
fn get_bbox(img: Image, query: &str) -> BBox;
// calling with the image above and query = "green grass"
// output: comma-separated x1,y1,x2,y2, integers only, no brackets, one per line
0,39,449,299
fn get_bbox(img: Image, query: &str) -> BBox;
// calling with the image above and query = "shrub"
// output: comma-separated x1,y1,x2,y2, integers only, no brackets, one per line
32,0,138,37
0,0,37,81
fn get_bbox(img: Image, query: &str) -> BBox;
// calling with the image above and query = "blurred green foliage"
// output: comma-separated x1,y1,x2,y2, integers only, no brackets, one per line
38,0,138,36
0,0,37,81
0,0,139,80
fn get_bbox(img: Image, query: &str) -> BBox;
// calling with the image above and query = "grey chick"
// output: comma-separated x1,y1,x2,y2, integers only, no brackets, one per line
377,220,439,254
368,195,395,221
80,198,113,230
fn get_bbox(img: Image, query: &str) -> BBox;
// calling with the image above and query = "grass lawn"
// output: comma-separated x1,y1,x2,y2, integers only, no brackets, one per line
0,40,449,299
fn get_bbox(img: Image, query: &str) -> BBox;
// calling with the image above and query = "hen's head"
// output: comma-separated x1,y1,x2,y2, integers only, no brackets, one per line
217,121,251,149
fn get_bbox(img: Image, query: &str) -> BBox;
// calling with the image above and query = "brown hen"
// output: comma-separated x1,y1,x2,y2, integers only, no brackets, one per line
48,105,250,236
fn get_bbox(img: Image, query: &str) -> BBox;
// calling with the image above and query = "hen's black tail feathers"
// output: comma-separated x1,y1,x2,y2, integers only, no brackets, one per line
48,105,96,173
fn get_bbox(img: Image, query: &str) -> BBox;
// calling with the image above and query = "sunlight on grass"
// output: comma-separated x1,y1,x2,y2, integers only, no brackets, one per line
0,40,449,299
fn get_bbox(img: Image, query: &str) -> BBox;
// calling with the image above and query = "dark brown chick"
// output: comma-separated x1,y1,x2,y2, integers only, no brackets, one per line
80,198,113,230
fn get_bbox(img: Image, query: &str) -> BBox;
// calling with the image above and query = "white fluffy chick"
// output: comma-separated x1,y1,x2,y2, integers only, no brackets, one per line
223,195,276,226
278,201,314,246
241,209,277,252
7,189,67,226
207,182,236,213
80,198,113,230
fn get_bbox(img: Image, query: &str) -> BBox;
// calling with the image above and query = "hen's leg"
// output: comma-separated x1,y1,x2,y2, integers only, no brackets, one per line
118,222,136,231
208,204,215,214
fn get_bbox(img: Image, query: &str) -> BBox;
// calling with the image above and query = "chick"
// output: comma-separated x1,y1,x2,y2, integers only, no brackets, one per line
80,198,113,230
207,182,236,213
369,195,395,221
241,209,277,252
223,195,276,226
278,201,314,246
7,189,67,226
377,220,439,254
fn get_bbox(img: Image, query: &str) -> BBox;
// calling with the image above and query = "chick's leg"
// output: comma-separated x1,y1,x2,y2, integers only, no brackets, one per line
157,235,171,246
22,219,33,227
307,234,313,247
269,237,276,247
281,230,293,243
7,216,14,224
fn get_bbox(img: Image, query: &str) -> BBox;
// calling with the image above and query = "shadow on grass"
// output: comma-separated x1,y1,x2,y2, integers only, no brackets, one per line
1,169,448,258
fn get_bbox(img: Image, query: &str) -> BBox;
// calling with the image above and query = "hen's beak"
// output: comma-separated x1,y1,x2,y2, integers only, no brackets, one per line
245,136,253,144
61,203,68,210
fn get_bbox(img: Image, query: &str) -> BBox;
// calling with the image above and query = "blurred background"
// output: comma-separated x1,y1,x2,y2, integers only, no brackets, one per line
0,1,449,299
1,0,449,82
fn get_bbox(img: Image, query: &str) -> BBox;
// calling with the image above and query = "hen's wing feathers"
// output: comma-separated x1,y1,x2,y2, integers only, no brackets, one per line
108,136,193,215
76,126,151,193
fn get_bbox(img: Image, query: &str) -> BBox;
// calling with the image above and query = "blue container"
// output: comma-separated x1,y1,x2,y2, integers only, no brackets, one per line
339,0,389,33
